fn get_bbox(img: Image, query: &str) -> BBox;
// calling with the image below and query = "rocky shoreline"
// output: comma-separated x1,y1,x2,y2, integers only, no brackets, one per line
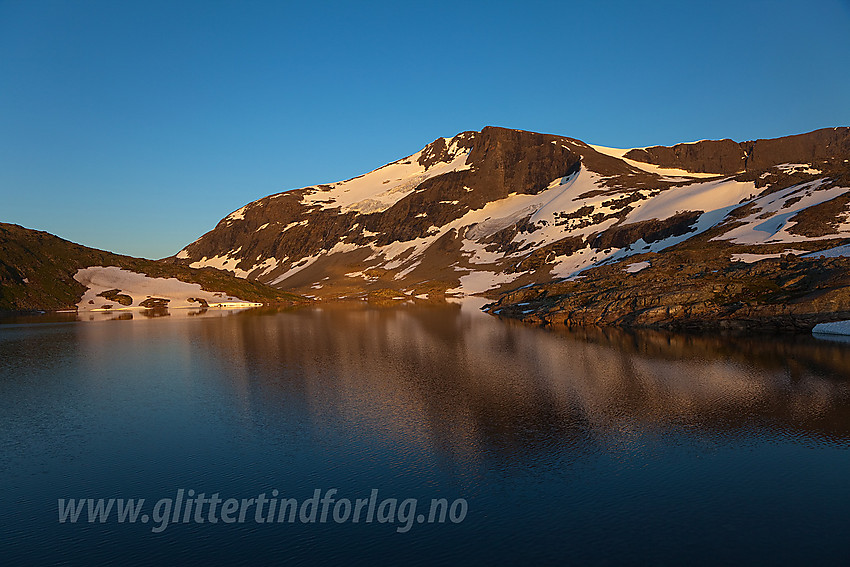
484,244,850,333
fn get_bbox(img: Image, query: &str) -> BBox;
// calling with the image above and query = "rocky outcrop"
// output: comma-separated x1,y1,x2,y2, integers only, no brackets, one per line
624,127,850,174
625,139,745,174
486,244,850,332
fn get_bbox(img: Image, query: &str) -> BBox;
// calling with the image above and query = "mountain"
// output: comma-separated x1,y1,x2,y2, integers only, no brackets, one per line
173,126,850,329
0,223,305,313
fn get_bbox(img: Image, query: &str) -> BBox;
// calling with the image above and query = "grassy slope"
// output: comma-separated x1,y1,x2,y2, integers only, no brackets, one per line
0,223,306,312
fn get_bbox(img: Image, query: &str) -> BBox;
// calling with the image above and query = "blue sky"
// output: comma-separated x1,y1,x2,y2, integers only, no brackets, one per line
2,0,849,259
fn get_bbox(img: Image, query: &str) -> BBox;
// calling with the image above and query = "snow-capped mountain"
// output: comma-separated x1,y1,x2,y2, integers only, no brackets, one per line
175,126,850,304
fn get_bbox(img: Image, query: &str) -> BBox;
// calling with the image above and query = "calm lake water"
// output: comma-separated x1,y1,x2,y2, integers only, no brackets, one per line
1,300,849,565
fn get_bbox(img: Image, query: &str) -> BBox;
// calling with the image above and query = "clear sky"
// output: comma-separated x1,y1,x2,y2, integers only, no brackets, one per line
2,0,849,259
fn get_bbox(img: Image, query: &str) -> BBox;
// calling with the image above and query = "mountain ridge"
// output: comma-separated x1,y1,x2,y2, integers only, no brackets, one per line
5,125,850,330
171,126,850,322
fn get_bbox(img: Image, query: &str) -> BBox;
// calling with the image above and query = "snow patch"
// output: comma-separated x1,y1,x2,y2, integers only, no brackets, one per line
813,320,850,336
253,256,281,277
803,244,850,259
270,254,321,285
225,206,248,221
282,220,309,232
731,250,806,263
446,270,525,296
393,260,422,280
74,266,259,311
190,254,250,278
627,178,756,224
774,163,823,175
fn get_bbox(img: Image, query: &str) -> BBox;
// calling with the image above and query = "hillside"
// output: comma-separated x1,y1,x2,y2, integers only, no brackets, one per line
0,223,306,312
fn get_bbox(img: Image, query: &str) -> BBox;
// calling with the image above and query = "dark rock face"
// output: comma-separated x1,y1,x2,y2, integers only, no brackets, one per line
788,193,850,237
745,128,850,171
624,127,850,174
625,139,745,174
369,127,582,245
590,211,702,250
465,127,582,200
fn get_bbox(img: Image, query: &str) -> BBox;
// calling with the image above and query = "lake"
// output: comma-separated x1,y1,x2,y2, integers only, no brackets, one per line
1,300,849,565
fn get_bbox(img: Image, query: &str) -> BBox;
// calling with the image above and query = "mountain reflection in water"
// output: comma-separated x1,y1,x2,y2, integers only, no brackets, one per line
187,301,850,454
1,300,849,565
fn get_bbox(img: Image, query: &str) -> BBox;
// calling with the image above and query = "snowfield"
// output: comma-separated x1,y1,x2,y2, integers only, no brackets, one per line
804,244,850,259
713,180,849,245
74,266,261,311
731,250,807,263
299,140,472,214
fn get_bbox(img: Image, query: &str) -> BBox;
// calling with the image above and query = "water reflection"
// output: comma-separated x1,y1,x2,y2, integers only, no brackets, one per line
172,301,850,464
0,307,255,324
5,302,849,458
2,302,850,565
